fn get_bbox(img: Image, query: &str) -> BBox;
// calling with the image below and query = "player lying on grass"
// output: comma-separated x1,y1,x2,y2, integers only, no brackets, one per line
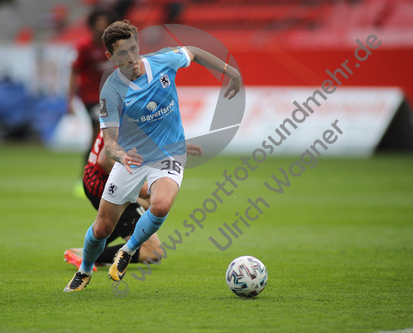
64,19,240,292
64,130,202,271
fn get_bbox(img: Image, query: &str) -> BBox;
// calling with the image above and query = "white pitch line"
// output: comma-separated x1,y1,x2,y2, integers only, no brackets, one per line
370,328,413,333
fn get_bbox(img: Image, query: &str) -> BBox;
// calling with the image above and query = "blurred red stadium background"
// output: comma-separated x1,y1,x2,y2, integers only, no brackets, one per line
1,0,412,149
45,0,413,101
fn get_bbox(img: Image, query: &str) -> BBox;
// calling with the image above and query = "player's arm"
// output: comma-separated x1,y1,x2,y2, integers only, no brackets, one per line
67,68,78,115
68,42,84,115
102,127,143,174
97,142,115,174
98,141,145,175
184,46,241,100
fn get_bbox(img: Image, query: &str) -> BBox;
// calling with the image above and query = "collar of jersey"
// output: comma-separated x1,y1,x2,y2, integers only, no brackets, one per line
116,58,153,91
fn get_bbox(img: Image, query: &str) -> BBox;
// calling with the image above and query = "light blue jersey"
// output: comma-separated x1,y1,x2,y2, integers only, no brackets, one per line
99,47,191,164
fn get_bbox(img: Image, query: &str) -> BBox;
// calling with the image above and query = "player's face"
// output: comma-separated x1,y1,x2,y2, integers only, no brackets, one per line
110,37,141,79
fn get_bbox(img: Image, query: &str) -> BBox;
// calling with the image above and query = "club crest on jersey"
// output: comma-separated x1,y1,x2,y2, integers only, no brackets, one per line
160,74,170,88
107,183,118,196
146,101,158,112
169,47,183,54
100,98,108,118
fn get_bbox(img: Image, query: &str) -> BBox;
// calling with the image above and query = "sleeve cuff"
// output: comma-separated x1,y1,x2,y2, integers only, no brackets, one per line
181,47,191,68
100,122,119,129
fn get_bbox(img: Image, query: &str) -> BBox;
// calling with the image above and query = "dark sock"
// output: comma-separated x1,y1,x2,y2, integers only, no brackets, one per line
96,244,140,264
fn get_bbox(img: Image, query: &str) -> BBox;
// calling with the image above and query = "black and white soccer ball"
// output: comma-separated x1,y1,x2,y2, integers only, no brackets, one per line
225,256,268,297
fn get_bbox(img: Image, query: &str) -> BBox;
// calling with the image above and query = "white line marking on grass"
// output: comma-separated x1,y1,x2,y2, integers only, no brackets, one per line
371,328,413,333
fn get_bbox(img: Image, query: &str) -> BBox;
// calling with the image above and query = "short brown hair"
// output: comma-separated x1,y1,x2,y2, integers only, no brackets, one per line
102,19,138,54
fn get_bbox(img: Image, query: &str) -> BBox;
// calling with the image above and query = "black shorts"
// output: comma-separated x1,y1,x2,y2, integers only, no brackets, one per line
105,203,145,245
83,181,146,246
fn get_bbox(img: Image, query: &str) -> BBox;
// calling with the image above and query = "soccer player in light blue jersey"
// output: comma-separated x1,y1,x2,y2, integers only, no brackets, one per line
64,19,241,292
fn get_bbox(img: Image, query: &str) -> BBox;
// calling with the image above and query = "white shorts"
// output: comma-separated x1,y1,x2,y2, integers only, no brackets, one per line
102,155,186,205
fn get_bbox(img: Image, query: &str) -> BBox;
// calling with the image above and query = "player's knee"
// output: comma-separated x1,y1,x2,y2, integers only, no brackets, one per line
93,222,112,239
150,202,171,217
93,227,110,239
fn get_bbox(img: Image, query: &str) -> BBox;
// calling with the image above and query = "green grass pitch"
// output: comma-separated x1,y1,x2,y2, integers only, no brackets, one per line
0,143,412,333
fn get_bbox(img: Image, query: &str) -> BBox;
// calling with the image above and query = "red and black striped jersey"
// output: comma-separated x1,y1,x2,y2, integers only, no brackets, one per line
83,130,108,199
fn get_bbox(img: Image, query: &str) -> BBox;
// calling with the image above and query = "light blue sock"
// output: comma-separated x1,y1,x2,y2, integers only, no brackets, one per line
126,209,167,252
80,225,108,273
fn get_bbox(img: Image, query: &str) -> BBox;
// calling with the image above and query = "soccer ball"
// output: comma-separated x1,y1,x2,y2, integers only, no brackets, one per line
225,255,268,297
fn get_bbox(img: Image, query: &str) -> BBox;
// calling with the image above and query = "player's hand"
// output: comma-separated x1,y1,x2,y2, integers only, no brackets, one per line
122,148,143,174
186,143,203,156
223,69,241,100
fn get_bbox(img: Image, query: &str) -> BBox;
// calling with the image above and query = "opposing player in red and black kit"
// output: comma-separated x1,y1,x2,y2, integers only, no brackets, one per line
68,8,118,184
68,8,115,142
64,131,202,270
